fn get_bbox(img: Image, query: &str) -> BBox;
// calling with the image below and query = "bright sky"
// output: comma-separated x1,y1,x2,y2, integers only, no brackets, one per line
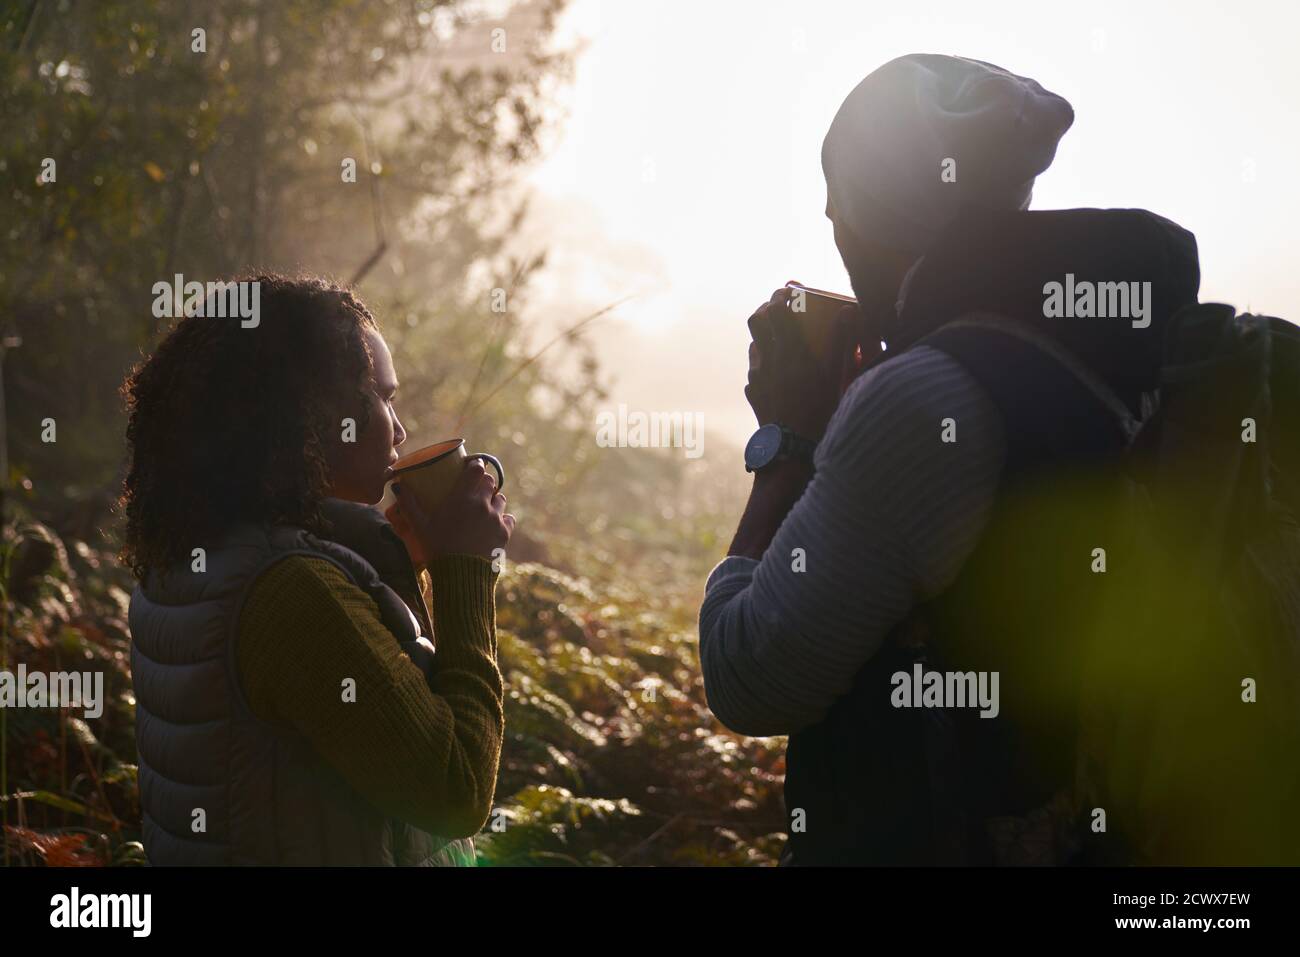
517,0,1300,448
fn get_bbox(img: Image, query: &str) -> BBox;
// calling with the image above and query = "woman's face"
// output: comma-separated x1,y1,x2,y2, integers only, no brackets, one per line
326,328,407,505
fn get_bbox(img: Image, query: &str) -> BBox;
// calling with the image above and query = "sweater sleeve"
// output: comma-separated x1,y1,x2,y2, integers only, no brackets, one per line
697,345,1007,736
236,553,504,839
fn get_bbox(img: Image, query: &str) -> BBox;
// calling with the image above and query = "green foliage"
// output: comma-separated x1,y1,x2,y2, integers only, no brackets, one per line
481,561,787,866
1,508,142,866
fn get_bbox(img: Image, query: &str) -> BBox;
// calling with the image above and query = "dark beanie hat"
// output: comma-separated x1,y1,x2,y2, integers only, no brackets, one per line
822,53,1075,253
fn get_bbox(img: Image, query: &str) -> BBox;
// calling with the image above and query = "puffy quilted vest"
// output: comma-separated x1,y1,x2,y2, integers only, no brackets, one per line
128,498,477,866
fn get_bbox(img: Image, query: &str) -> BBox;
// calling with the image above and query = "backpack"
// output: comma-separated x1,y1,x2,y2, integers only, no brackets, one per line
1077,302,1300,864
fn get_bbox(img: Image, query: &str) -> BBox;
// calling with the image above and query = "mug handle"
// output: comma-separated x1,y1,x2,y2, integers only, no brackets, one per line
466,452,505,493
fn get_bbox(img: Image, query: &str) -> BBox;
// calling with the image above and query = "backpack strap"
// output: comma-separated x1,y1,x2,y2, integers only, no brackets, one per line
901,312,1140,863
915,311,1138,480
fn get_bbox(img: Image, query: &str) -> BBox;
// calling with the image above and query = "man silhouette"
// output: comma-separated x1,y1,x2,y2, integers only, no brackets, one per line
698,54,1200,865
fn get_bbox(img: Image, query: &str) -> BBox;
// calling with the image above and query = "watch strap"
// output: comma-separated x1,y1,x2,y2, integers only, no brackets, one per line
781,428,818,465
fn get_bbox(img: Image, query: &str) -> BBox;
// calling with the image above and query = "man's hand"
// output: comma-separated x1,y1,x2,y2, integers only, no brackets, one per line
732,287,886,559
745,287,861,440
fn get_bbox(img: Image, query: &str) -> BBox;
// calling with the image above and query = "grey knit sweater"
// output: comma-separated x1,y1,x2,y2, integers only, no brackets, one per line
698,344,1007,736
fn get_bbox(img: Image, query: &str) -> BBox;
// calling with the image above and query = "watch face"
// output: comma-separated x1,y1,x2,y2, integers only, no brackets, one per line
744,424,783,471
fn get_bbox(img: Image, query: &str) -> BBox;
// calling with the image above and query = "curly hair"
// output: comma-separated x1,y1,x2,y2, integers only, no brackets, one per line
119,274,379,580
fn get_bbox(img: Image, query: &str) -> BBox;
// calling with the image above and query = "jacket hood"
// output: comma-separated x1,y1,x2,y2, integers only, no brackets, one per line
890,206,1201,410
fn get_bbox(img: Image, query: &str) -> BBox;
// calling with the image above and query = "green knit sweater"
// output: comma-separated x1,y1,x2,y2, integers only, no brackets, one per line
235,553,504,839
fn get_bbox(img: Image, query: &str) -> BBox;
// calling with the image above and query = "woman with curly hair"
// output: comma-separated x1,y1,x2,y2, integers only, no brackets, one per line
120,274,514,866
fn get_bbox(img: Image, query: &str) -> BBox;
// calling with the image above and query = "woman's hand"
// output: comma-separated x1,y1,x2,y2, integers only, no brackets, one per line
745,287,863,440
388,459,514,564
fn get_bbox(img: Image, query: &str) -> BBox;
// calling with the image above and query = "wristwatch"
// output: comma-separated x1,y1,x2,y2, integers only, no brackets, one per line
744,423,817,473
